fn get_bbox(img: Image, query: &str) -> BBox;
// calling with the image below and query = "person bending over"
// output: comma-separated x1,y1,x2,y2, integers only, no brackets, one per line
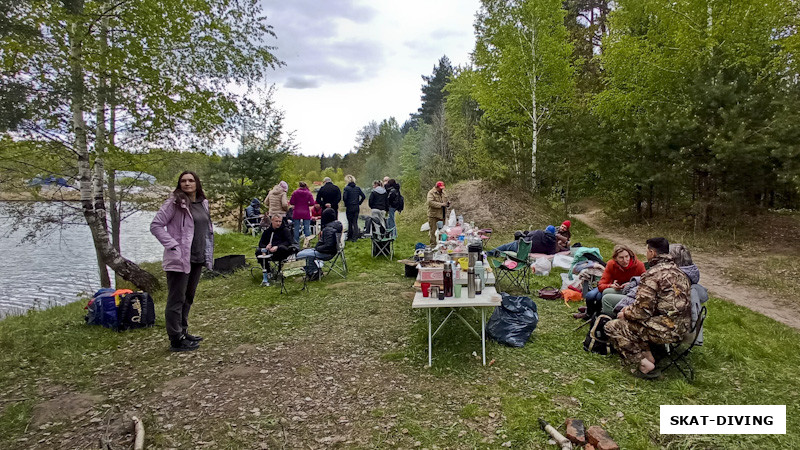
605,237,691,378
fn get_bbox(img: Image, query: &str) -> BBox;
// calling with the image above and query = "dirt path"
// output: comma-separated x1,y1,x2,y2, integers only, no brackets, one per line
574,209,800,331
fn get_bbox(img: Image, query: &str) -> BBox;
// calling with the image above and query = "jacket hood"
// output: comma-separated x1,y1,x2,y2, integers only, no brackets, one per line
373,186,386,194
250,198,260,206
321,208,337,226
347,181,356,187
680,264,700,284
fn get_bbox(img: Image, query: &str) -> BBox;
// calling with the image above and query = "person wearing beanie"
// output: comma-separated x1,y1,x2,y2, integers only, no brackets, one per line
487,226,558,257
556,220,572,252
426,181,449,245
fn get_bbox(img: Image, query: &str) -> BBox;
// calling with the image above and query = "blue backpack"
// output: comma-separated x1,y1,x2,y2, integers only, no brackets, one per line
85,288,118,329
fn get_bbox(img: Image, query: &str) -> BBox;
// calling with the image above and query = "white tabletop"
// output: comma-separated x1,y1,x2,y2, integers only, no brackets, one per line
412,286,501,309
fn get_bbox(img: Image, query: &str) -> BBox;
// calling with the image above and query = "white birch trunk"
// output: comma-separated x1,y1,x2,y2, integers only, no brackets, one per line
68,18,159,292
530,27,538,192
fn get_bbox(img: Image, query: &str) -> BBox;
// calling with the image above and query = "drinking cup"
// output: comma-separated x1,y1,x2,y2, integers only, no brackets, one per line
421,282,431,297
453,284,462,298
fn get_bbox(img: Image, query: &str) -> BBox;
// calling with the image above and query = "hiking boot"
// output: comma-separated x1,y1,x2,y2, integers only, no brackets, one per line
170,338,199,352
572,312,587,320
578,306,587,313
184,333,203,342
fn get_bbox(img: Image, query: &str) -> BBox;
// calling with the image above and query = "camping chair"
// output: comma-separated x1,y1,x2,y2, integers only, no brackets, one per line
655,306,707,382
243,216,263,236
324,232,348,278
489,239,532,294
252,246,299,294
371,220,396,260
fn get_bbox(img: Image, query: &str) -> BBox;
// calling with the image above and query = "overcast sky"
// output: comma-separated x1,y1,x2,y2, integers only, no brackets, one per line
259,0,481,156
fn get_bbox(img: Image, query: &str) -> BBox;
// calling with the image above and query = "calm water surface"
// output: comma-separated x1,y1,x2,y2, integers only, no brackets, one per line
0,202,164,316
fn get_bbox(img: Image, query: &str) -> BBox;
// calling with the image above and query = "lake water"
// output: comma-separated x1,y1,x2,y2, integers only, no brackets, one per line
0,202,165,317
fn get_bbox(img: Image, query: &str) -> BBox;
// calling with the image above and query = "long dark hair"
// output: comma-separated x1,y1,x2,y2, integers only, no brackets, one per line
173,171,206,204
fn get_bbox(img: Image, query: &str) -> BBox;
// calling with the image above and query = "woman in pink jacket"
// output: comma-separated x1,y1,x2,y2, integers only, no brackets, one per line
289,181,316,244
150,171,214,352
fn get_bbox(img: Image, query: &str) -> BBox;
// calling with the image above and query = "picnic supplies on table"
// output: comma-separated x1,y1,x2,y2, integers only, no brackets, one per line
537,286,562,300
486,294,539,348
583,314,614,355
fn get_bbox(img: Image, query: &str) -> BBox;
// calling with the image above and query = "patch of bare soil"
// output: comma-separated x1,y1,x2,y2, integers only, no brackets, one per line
445,180,555,231
31,392,104,427
575,209,800,330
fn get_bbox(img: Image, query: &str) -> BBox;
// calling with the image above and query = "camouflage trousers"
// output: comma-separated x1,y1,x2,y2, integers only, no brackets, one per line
605,319,682,365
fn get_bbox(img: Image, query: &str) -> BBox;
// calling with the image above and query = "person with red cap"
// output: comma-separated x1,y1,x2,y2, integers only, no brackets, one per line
556,220,572,252
426,181,450,245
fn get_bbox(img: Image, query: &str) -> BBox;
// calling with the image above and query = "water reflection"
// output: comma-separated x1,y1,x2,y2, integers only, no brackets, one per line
0,202,162,316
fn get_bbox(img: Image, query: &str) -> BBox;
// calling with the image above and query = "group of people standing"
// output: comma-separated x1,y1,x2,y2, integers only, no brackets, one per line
149,172,402,352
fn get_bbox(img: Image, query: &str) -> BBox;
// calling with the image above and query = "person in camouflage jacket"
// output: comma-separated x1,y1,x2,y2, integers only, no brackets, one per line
605,237,691,377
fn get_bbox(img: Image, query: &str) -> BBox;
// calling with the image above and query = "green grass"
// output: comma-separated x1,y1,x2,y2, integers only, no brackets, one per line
1,204,799,448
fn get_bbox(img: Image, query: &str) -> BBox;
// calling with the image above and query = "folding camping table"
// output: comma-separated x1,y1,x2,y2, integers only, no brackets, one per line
412,286,501,366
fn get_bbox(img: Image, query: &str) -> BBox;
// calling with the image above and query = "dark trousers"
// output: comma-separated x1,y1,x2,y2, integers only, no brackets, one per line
346,207,360,241
165,263,204,341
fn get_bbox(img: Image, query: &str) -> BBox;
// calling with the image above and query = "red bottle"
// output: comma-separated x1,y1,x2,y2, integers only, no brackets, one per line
443,262,454,297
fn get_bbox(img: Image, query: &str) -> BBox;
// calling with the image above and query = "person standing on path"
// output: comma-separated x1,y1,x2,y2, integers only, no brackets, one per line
342,175,365,242
150,171,213,352
289,181,316,244
316,177,342,211
426,181,449,245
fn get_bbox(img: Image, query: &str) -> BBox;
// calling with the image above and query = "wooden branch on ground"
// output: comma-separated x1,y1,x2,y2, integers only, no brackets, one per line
132,416,145,450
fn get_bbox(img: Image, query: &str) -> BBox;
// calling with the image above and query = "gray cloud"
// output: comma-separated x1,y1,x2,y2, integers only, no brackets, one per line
261,0,384,89
284,76,321,89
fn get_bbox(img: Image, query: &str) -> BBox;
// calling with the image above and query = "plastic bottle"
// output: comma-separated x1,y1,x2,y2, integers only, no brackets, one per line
443,262,453,297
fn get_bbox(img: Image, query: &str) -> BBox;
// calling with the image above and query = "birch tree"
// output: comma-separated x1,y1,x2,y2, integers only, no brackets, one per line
472,0,575,190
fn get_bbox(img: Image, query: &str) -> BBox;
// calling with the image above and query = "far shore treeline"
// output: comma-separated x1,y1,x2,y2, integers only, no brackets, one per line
1,0,799,291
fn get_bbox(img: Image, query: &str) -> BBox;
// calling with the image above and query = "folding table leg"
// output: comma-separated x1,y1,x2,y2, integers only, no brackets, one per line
428,309,432,367
481,308,486,366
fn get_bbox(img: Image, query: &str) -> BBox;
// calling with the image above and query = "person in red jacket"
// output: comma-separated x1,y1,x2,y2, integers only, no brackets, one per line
575,244,645,320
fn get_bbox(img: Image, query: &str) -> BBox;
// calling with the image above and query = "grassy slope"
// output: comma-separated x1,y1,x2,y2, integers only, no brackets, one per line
0,198,798,448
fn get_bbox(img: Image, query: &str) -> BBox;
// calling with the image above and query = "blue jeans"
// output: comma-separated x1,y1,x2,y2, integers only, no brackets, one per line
387,207,396,231
296,248,333,272
584,287,603,316
293,218,311,243
488,241,518,257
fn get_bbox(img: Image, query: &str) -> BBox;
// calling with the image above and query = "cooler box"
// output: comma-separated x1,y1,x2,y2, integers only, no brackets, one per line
419,267,444,282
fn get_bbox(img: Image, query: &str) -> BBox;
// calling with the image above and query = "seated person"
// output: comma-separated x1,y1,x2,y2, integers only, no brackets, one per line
296,208,342,279
556,220,571,252
610,243,708,345
255,214,297,286
575,244,645,320
605,237,692,378
487,225,559,257
244,198,262,228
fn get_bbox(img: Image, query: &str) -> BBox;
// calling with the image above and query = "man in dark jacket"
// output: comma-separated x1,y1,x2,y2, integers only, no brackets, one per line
316,177,342,211
342,175,365,242
296,208,342,278
255,214,297,286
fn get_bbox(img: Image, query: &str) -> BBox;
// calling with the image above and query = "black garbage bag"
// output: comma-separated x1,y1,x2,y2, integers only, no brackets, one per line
487,294,539,347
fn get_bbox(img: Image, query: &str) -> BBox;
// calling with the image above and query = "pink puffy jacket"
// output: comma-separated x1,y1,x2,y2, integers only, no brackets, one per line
150,196,214,273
